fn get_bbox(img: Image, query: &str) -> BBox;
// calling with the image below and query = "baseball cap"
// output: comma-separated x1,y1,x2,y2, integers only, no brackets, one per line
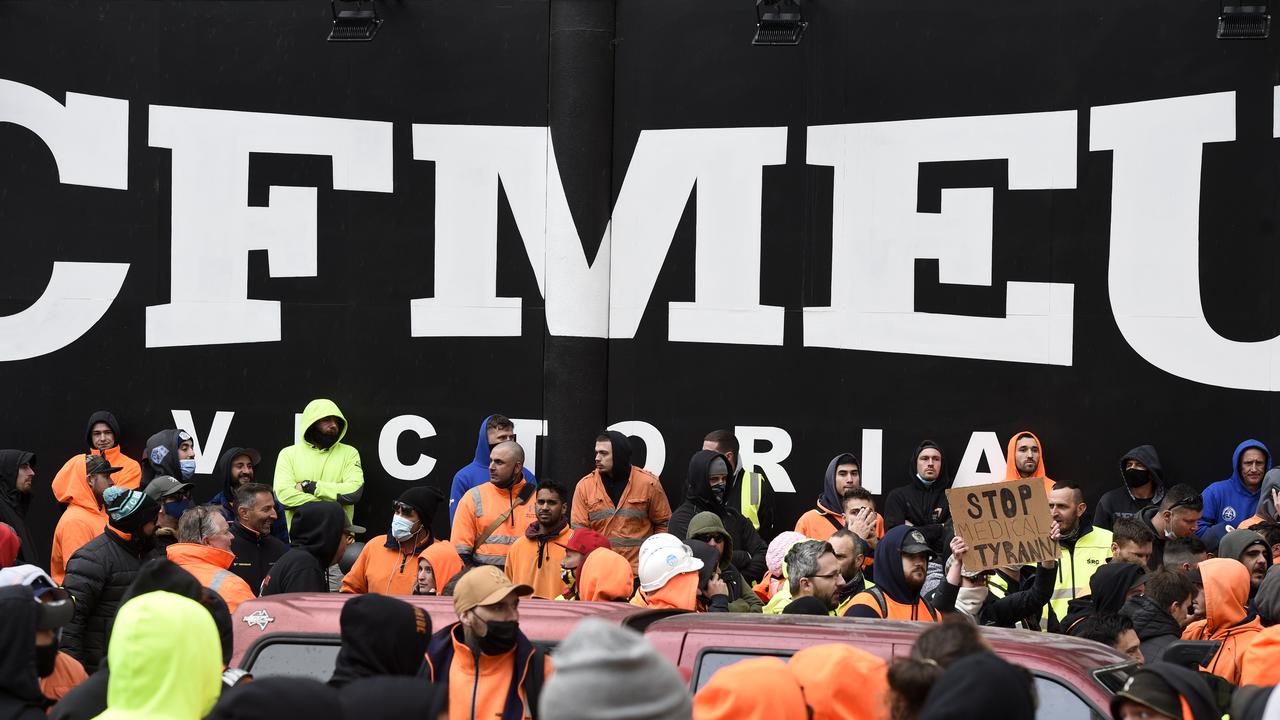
144,475,194,502
901,529,936,558
558,528,611,556
452,566,532,615
1111,670,1181,720
0,565,73,629
85,453,122,476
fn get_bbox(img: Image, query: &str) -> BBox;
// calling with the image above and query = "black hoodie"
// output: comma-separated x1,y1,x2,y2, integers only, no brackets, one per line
1062,561,1146,633
0,449,39,567
1122,594,1183,663
339,677,445,720
328,595,431,687
845,524,934,619
919,652,1036,720
141,429,190,488
600,431,634,507
207,677,344,720
1094,445,1167,531
211,446,289,542
668,450,768,582
884,441,952,535
261,501,346,596
0,586,48,720
83,412,122,450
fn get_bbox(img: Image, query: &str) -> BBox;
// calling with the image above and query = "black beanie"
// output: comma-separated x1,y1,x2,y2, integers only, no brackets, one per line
397,486,445,521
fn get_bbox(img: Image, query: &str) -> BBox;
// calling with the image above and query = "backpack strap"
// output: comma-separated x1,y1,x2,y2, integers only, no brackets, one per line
922,594,939,621
523,649,546,720
868,586,889,618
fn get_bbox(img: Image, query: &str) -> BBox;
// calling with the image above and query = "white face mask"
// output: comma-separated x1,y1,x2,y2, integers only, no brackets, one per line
390,515,417,541
956,586,989,616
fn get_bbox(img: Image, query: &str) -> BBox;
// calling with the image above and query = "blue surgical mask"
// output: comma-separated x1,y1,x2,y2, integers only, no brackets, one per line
164,499,191,520
390,515,416,541
178,459,197,481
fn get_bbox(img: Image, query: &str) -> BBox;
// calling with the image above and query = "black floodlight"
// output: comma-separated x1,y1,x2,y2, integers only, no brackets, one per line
753,0,807,46
1219,1,1270,38
328,0,382,42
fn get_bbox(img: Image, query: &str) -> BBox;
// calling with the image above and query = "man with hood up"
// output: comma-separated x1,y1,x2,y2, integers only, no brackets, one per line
571,431,672,573
51,412,141,496
1239,467,1280,531
273,399,365,528
449,415,537,524
328,594,431,688
884,441,951,551
574,547,634,602
140,429,197,488
795,452,882,544
1198,439,1271,537
844,525,940,621
261,501,362,596
1095,445,1167,531
1219,528,1272,598
0,450,39,567
94,591,223,720
61,487,160,670
342,486,445,595
51,433,137,585
414,542,464,596
209,446,288,542
685,511,764,612
1059,561,1148,634
1180,557,1263,684
669,450,767,582
704,429,776,541
0,582,72,719
1004,430,1054,496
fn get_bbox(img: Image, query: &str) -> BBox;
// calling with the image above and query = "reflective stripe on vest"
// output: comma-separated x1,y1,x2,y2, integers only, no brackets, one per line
209,570,233,594
470,487,484,517
1043,528,1113,626
739,471,763,530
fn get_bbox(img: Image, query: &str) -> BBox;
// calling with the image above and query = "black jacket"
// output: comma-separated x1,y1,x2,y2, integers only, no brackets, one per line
1061,561,1146,634
726,465,777,542
329,594,431,687
261,501,346,596
1122,595,1183,663
668,450,768,582
1094,445,1167,531
1137,505,1167,571
0,449,39,568
61,529,150,670
0,586,49,719
885,441,952,539
920,652,1036,720
930,564,1055,628
229,519,289,594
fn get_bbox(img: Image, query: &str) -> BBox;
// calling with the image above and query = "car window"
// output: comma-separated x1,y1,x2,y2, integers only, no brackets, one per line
692,649,791,691
1035,676,1106,720
243,638,341,681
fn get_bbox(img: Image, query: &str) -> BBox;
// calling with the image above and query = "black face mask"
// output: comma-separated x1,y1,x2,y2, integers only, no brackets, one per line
306,425,341,450
478,619,519,655
1123,467,1150,488
36,642,57,678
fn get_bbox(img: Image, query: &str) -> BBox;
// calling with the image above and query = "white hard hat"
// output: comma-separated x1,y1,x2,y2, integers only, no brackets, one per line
638,540,703,593
639,533,686,565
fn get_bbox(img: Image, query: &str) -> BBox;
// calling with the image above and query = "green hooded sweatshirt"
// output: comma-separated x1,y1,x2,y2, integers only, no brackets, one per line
94,591,222,720
686,511,764,613
273,399,365,527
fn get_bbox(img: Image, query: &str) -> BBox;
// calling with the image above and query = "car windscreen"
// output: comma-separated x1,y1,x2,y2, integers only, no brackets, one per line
241,635,342,681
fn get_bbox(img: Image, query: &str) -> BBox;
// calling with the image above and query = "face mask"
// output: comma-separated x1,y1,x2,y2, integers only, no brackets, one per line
390,515,416,541
478,619,519,655
36,642,58,677
710,483,726,503
1123,467,1150,488
178,459,197,481
956,586,989,617
164,499,191,520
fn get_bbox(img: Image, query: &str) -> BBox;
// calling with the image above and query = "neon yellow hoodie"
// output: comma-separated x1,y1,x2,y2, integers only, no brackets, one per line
273,399,365,527
93,591,222,720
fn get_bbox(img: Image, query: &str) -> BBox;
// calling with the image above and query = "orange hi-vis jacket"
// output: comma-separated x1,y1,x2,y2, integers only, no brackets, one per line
166,543,256,613
1182,558,1262,684
425,623,553,720
794,500,885,542
505,525,572,599
450,479,537,567
50,451,138,585
1004,430,1055,496
844,588,940,621
789,644,889,720
578,548,634,602
630,571,699,611
39,651,87,704
571,467,672,573
341,534,436,595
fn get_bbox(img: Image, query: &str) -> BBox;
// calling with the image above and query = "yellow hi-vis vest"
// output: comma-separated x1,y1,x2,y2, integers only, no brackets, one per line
738,471,765,531
1044,527,1113,626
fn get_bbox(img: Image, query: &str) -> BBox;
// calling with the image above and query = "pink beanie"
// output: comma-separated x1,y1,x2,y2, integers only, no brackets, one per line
766,531,808,578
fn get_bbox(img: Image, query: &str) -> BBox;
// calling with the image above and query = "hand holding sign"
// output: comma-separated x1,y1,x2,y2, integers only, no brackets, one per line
945,478,1056,574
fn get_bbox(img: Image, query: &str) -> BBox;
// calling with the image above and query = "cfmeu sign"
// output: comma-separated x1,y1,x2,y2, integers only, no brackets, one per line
946,478,1056,573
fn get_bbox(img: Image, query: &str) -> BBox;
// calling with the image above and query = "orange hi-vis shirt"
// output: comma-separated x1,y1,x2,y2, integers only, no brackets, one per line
1005,430,1055,496
505,525,572,599
342,535,437,595
49,449,139,585
571,467,671,573
451,479,537,567
166,543,256,613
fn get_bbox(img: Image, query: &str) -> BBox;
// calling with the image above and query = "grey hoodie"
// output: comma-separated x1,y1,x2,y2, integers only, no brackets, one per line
1254,468,1280,522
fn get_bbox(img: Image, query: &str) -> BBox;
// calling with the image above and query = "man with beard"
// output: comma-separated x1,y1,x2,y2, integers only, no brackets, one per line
1046,482,1114,631
449,415,537,524
504,480,573,598
227,483,289,592
669,449,767,582
451,441,537,569
343,486,445,595
61,487,160,670
1095,445,1167,531
210,447,288,542
1199,439,1271,538
50,455,120,585
796,452,879,544
827,528,868,606
0,450,39,567
570,431,671,573
1219,529,1272,599
929,528,1059,628
424,567,550,720
884,442,951,554
779,540,842,615
1004,431,1054,496
273,399,365,528
844,526,940,621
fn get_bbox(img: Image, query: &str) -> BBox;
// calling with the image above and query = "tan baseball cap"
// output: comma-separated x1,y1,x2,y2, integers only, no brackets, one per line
452,566,533,615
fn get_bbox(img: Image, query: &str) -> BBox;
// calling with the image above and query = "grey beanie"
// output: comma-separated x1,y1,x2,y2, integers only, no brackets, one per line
708,456,730,478
538,618,692,720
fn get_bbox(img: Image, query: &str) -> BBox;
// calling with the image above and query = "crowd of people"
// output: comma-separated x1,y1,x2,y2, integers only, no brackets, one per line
2,404,1280,718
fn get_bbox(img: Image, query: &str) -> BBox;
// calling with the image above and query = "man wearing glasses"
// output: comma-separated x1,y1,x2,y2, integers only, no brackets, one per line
449,415,537,524
779,540,843,615
1137,485,1203,571
1198,439,1271,538
342,486,445,595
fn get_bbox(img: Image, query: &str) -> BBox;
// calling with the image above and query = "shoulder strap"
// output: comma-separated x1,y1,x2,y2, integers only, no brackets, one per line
524,648,546,720
922,594,938,621
868,586,889,618
823,512,844,531
473,488,534,552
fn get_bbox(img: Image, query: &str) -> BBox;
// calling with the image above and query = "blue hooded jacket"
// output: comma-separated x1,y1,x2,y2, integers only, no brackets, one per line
1197,439,1271,537
447,415,537,523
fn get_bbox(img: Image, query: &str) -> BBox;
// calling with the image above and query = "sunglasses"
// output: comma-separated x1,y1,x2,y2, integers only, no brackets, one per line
1169,495,1203,512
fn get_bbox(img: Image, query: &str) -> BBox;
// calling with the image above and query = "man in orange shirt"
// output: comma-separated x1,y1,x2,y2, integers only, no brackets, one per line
342,486,445,594
50,454,119,585
451,441,536,568
505,480,572,599
166,505,255,613
425,567,551,720
570,432,671,573
1005,430,1054,496
796,452,883,542
53,412,142,491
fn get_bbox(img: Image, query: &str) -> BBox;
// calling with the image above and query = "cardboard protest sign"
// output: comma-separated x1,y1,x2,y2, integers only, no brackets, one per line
945,478,1057,573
